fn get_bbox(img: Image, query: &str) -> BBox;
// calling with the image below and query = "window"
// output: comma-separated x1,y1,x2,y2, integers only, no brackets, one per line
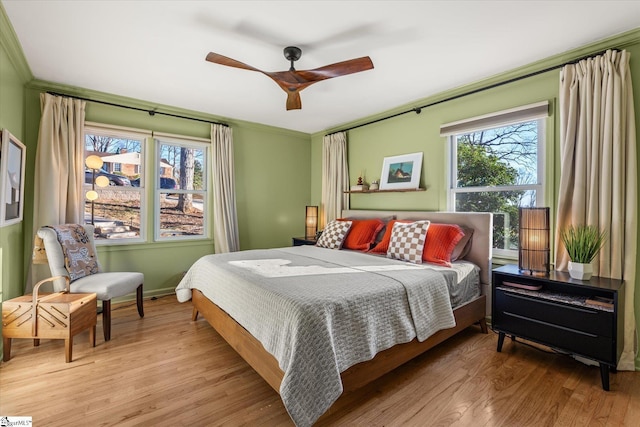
443,102,548,258
84,124,148,243
84,125,210,244
154,135,208,240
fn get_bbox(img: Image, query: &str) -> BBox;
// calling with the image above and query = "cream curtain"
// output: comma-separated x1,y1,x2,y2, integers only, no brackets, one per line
555,49,637,370
29,93,86,290
321,132,349,225
211,124,239,253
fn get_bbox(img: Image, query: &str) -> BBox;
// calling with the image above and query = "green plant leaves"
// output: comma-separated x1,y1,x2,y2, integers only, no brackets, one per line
560,225,607,263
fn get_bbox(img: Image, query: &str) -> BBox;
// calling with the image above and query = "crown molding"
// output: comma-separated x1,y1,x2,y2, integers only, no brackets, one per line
26,79,309,140
317,26,640,137
0,3,33,83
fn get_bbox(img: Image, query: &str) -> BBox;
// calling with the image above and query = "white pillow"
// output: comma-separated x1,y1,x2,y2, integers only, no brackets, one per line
316,220,352,249
386,220,430,264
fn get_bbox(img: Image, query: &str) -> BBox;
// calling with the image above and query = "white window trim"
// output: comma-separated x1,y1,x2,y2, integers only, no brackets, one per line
446,109,548,259
85,122,152,141
153,136,210,242
153,131,210,144
440,101,549,136
84,124,149,245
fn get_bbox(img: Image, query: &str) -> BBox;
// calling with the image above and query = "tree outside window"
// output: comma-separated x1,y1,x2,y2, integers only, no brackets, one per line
84,125,209,243
156,139,207,240
451,119,544,257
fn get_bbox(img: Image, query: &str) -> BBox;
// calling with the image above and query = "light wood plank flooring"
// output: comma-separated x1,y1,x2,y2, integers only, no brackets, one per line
1,295,639,426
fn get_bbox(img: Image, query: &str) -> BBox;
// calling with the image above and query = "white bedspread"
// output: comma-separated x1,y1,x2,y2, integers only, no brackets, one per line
175,246,457,427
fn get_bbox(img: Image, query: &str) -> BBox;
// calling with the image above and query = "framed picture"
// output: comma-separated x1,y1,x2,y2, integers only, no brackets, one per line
1,129,26,227
379,152,423,190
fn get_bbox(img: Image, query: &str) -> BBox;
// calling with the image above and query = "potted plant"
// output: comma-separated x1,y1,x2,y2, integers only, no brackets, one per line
560,225,607,280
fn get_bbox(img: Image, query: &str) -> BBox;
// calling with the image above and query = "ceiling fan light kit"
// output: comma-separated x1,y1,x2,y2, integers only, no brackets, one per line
206,46,373,110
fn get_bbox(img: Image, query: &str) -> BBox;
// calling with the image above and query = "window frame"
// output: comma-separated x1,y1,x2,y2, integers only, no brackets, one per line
153,134,210,242
83,123,149,245
444,103,548,259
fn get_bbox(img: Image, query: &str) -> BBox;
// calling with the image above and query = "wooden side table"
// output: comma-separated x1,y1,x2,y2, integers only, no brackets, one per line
492,264,624,390
2,276,97,363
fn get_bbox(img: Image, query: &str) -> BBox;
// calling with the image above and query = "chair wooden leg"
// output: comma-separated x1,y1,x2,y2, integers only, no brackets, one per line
192,307,199,321
136,284,144,318
103,300,112,342
65,337,73,363
90,325,96,347
3,337,11,362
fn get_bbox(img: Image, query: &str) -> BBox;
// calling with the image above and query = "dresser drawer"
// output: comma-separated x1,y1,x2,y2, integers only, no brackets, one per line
494,288,614,338
499,310,616,363
492,265,625,391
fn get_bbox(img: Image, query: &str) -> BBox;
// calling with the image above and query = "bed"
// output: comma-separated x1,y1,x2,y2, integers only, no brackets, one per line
176,210,492,426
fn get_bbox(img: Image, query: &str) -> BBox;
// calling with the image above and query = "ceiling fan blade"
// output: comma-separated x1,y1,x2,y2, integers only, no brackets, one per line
205,49,372,111
205,52,262,72
264,56,373,95
286,91,302,110
297,56,374,81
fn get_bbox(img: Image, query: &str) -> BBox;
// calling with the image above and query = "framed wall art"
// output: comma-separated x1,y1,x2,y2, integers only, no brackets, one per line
379,152,423,190
1,129,26,226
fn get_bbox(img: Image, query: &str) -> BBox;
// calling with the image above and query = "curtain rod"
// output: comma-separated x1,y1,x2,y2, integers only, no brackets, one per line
327,48,620,136
46,91,228,127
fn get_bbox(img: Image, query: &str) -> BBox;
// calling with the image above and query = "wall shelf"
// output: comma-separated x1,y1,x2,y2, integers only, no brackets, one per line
344,188,426,194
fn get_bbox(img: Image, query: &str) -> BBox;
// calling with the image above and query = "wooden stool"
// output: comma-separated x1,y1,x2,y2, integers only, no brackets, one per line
2,276,97,363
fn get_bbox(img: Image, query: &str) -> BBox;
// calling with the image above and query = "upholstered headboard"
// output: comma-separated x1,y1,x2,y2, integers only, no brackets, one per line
341,210,493,288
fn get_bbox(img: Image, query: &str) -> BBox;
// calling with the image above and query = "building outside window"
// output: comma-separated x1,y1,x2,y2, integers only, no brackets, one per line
84,124,209,243
84,124,147,243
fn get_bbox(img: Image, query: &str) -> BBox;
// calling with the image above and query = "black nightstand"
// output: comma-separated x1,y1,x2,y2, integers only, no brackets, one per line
492,264,624,391
292,236,317,246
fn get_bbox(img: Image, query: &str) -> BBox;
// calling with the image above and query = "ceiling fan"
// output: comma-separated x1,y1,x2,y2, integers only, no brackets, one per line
205,46,374,110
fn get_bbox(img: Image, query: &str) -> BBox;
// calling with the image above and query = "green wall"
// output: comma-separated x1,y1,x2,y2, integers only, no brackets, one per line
233,123,312,249
0,5,29,303
0,3,31,358
311,71,559,212
19,81,311,298
2,2,639,369
1,6,311,359
311,29,640,369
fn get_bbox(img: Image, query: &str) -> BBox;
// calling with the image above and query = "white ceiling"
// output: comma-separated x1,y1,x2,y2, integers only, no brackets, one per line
3,1,640,134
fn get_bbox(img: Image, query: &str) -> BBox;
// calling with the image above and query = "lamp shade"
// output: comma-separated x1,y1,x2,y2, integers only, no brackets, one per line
85,155,104,170
86,190,99,201
95,175,110,187
518,207,550,275
305,206,318,239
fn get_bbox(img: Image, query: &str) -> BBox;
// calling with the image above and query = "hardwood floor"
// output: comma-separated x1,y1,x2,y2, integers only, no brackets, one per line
1,295,639,426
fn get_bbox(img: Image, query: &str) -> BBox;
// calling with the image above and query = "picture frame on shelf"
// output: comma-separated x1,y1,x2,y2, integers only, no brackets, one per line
1,129,26,227
379,152,423,190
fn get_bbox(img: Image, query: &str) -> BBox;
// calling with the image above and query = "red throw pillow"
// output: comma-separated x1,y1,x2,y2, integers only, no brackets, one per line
337,218,384,251
369,220,411,254
422,223,465,266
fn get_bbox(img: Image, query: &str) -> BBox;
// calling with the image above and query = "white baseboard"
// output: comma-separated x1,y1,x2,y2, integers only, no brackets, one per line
111,286,176,304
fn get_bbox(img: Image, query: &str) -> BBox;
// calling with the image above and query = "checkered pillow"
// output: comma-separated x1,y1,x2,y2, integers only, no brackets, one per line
316,220,352,249
387,220,430,263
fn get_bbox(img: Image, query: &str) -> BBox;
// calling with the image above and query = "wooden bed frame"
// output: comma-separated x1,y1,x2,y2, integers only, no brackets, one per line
190,210,492,395
192,289,486,393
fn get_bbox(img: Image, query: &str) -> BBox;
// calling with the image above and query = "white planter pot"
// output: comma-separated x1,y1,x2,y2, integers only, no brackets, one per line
568,261,593,280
